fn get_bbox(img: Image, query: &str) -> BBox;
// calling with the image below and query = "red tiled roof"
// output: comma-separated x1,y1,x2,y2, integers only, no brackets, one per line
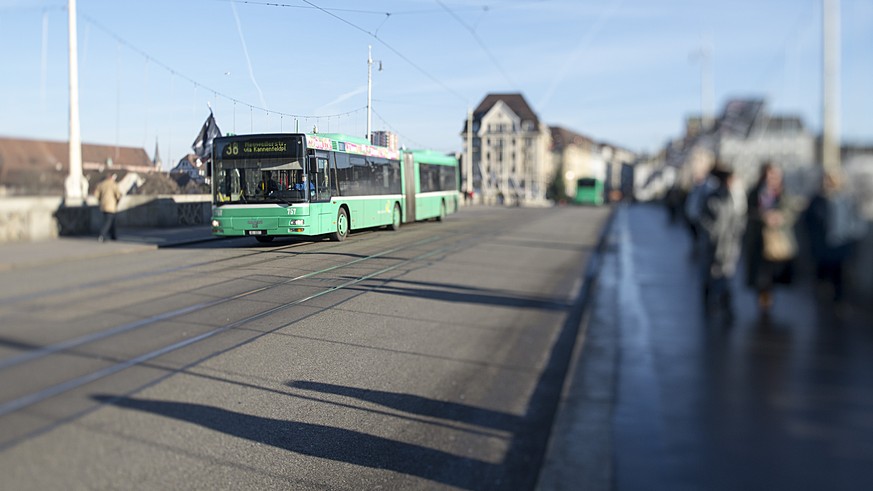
0,136,154,193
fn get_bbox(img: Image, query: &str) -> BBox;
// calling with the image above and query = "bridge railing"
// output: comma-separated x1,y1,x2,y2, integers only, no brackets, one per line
0,194,211,243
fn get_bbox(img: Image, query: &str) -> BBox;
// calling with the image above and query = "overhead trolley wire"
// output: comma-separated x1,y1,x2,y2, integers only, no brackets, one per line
210,0,486,17
78,11,367,122
435,0,516,88
271,0,470,104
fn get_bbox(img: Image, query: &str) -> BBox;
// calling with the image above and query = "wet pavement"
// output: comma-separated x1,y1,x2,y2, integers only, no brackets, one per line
539,203,873,490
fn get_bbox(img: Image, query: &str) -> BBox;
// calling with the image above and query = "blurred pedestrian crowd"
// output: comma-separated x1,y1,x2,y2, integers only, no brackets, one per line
666,160,868,322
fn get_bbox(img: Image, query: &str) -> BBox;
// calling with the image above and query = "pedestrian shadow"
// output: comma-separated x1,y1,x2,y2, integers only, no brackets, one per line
345,278,568,311
287,380,520,433
88,269,592,490
91,394,497,490
86,216,603,488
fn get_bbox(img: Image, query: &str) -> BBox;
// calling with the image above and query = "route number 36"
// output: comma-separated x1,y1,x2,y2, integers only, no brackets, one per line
224,142,239,156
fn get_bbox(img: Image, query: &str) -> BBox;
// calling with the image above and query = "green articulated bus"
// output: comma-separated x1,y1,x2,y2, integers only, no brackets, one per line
574,177,605,206
210,133,460,242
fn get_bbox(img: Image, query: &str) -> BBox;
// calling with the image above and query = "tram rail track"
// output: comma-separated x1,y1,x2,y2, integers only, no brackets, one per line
0,227,395,309
0,223,497,427
0,205,615,490
0,234,445,372
0,208,523,454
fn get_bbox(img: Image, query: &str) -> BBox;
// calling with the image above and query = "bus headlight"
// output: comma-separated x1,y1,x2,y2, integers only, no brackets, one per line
290,219,304,225
211,219,220,227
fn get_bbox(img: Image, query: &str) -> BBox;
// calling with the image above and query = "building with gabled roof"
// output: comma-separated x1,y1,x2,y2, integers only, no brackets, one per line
461,93,552,205
472,93,541,126
549,126,603,201
0,136,157,196
170,153,209,186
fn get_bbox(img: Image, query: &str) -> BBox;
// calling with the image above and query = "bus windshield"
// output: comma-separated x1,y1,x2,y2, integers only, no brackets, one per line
213,136,309,205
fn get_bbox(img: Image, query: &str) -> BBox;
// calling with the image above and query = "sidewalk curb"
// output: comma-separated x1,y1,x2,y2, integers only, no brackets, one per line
535,204,619,491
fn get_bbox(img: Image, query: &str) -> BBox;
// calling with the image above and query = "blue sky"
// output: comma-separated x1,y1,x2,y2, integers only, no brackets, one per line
0,0,870,167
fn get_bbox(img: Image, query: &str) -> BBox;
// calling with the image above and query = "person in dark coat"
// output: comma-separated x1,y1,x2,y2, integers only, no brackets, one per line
699,162,746,317
744,163,799,313
685,166,716,259
805,171,867,303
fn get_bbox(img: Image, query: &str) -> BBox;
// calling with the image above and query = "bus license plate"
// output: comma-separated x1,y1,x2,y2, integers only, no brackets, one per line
246,230,265,236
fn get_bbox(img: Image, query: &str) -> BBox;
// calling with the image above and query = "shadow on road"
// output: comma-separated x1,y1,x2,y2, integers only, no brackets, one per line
288,380,519,432
92,394,498,490
89,249,599,490
346,278,569,311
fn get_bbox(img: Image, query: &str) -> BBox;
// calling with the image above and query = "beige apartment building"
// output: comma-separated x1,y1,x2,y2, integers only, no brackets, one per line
462,93,552,205
549,127,604,200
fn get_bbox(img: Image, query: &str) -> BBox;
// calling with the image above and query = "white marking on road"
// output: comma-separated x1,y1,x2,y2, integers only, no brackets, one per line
0,238,461,418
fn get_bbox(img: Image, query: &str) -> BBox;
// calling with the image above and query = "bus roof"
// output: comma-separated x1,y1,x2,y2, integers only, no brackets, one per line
217,132,457,165
306,133,399,160
405,149,458,166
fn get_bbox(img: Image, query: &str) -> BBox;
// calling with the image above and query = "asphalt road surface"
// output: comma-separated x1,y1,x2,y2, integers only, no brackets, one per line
0,205,610,490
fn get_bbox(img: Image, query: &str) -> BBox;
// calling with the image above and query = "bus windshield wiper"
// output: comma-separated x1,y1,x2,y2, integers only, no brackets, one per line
270,195,296,206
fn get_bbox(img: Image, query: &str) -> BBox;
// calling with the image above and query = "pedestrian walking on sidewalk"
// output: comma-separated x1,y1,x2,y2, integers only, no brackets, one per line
699,161,746,318
685,165,717,259
805,171,867,305
744,163,799,313
94,173,122,242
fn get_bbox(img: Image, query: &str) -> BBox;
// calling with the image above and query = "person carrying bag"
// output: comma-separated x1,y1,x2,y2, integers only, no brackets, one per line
744,163,799,313
762,223,797,262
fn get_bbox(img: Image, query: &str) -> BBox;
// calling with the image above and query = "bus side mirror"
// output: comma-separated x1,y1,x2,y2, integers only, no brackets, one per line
308,157,318,174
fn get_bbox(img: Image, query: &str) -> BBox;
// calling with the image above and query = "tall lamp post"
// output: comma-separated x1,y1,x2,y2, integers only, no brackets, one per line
65,0,84,204
822,0,841,173
466,108,473,201
690,40,714,132
366,46,381,143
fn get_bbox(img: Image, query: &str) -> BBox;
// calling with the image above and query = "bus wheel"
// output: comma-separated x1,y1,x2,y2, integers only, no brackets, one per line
255,236,274,243
331,208,349,242
389,203,401,231
436,201,446,222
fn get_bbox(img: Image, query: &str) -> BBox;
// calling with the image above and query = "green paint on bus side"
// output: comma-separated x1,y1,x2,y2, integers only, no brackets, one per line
407,149,460,221
574,178,604,206
210,133,459,240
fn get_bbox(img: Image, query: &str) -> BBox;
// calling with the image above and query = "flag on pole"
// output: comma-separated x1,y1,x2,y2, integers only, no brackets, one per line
192,110,222,161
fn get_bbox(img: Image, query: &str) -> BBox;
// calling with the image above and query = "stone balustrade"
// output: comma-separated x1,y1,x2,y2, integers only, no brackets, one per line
0,194,211,242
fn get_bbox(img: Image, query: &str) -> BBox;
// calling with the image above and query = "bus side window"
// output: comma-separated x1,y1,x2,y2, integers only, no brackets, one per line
329,152,340,196
334,152,351,196
315,157,330,201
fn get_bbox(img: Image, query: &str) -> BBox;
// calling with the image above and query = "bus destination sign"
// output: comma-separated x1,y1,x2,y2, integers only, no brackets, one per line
217,136,301,159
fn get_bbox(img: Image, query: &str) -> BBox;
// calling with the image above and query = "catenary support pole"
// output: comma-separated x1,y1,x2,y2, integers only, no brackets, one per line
822,0,841,173
366,45,372,143
66,0,84,204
